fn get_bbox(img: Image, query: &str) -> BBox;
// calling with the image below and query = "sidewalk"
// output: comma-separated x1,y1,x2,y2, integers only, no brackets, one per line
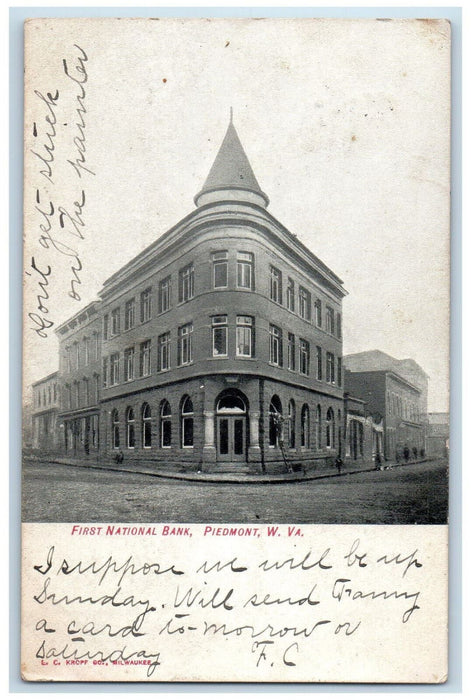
26,453,430,484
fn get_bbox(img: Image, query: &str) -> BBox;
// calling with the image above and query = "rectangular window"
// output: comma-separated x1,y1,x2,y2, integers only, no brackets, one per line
270,266,282,304
326,352,335,383
212,315,228,356
337,357,342,387
269,325,282,366
102,358,108,388
178,323,193,365
124,298,135,330
236,316,254,357
237,252,254,289
336,312,342,339
287,277,295,311
212,251,228,289
158,277,171,314
158,332,171,371
287,332,295,370
83,378,90,406
314,299,322,328
65,346,71,373
83,337,89,366
124,347,135,381
74,342,79,369
140,288,152,323
299,286,311,321
111,308,120,336
94,332,100,361
139,340,151,377
103,314,109,341
179,264,194,302
326,306,335,334
316,346,323,380
110,353,120,385
94,375,100,403
299,339,310,375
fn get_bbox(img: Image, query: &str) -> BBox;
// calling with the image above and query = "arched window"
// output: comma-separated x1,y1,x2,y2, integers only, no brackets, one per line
142,403,152,448
181,396,194,448
326,407,334,449
111,409,120,449
160,400,172,448
316,404,322,449
301,404,310,448
288,400,296,449
126,407,135,448
269,395,282,447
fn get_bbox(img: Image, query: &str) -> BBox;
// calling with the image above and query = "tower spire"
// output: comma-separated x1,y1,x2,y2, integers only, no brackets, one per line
194,117,269,208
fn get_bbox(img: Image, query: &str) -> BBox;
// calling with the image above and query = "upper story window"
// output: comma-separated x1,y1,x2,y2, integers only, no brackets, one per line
83,378,90,406
336,312,342,339
326,306,335,334
158,277,171,314
65,346,71,373
269,325,282,366
237,252,254,289
270,266,282,304
212,315,228,357
83,337,89,366
337,358,342,387
102,358,108,388
287,278,295,312
326,352,335,383
212,251,228,289
179,264,194,303
111,308,120,336
299,338,310,376
93,332,100,361
314,299,322,328
139,340,151,377
140,288,152,323
299,286,311,321
178,323,193,365
103,314,109,341
124,298,136,331
74,342,80,369
236,316,254,357
316,346,323,380
110,352,120,386
287,332,295,370
158,332,171,371
124,347,135,381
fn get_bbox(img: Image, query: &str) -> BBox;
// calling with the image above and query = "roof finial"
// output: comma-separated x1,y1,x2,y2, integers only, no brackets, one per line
230,106,233,124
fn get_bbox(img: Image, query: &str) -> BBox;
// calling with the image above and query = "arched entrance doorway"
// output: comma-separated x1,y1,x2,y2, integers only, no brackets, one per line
216,390,248,462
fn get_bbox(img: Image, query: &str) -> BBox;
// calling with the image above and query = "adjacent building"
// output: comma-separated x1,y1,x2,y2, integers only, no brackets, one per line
31,372,60,452
56,302,102,458
41,119,348,473
344,351,427,460
426,412,449,458
343,393,384,466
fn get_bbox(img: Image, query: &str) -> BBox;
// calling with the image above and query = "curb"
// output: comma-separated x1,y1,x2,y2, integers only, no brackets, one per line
24,455,432,485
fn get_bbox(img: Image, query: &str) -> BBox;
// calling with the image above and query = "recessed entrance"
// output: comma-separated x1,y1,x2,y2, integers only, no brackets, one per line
216,392,248,462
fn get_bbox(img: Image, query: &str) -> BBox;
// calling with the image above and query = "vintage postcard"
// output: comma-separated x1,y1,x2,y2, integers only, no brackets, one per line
22,17,450,682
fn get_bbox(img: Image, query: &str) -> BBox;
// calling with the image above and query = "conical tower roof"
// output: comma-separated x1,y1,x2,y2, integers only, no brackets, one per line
194,119,269,208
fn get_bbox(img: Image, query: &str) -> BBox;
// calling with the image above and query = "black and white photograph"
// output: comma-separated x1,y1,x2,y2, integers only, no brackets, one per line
23,17,449,526
20,16,451,683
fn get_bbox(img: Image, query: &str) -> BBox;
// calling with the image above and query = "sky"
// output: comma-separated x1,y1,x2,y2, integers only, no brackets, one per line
23,18,450,411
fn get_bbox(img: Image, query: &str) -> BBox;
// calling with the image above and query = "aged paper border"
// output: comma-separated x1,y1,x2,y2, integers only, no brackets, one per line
9,2,463,694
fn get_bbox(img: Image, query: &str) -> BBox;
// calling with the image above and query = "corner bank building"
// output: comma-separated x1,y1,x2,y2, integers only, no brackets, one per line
56,121,347,474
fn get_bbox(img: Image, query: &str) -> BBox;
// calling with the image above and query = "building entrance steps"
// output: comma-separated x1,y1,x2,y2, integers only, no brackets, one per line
25,453,430,484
